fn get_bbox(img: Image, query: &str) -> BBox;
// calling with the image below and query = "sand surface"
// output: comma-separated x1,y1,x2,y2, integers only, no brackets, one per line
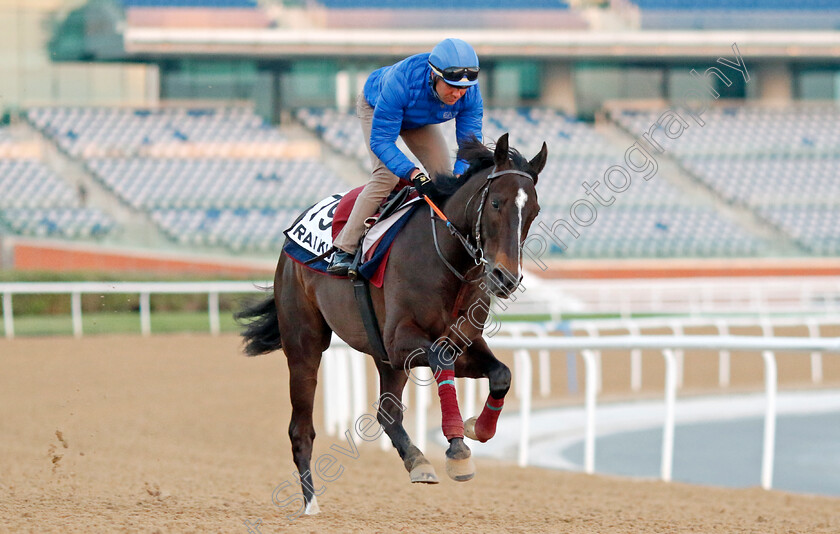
1,333,839,533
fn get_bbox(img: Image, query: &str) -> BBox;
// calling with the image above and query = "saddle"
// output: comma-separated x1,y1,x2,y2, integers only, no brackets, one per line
284,185,420,283
331,182,414,249
284,184,421,365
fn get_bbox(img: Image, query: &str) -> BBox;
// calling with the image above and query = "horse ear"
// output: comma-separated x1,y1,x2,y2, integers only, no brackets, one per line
494,133,510,168
529,142,548,181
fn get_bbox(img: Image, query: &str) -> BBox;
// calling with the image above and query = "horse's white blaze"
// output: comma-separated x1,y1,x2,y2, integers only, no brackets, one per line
514,187,528,278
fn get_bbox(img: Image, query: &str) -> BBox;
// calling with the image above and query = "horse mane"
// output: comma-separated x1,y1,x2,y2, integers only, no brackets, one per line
430,136,534,201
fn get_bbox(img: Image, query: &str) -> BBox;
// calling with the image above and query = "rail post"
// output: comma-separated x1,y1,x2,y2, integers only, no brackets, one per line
71,292,83,338
3,292,14,339
581,349,599,474
761,350,778,490
514,349,533,467
661,349,678,482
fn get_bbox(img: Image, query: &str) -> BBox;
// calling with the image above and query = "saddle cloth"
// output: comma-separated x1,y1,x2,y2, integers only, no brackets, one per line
282,185,421,287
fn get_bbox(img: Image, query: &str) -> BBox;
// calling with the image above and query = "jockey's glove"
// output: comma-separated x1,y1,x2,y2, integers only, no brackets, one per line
412,172,436,198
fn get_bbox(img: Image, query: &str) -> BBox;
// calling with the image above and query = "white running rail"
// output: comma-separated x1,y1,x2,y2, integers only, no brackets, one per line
511,275,840,318
324,333,840,492
0,281,270,338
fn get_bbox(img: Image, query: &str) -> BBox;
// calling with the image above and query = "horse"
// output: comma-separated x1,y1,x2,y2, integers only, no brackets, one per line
236,133,547,515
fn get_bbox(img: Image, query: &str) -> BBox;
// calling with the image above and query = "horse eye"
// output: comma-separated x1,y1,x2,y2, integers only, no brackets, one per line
491,199,500,209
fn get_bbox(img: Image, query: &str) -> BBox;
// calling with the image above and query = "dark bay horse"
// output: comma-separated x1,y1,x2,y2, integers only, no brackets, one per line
236,133,547,515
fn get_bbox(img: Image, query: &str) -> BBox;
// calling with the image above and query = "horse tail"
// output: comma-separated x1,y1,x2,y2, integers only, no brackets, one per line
235,293,282,356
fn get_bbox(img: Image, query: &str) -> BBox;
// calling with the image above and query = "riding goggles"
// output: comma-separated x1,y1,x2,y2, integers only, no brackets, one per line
429,63,480,84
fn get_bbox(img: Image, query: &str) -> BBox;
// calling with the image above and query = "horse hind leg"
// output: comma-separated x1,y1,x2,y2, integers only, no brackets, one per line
375,363,439,484
286,347,326,515
273,255,336,515
280,304,332,514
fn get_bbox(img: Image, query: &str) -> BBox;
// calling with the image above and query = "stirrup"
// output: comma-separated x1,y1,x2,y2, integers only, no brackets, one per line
347,247,364,281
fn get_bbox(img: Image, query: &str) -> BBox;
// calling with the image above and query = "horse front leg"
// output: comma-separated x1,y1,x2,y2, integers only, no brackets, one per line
374,362,439,484
456,337,511,443
390,324,474,482
427,340,475,482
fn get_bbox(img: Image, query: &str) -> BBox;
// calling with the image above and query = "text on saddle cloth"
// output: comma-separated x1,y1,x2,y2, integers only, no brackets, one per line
283,188,422,273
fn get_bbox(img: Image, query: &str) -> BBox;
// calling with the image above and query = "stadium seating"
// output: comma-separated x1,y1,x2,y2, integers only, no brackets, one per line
297,107,772,258
612,106,840,156
0,160,78,209
25,107,347,252
537,157,691,209
315,0,587,29
679,157,840,208
86,158,347,211
296,107,619,173
0,151,117,240
317,0,568,8
120,1,258,7
632,0,838,9
756,206,840,256
123,0,270,28
0,208,115,240
150,207,303,251
27,107,286,159
538,205,764,258
632,0,840,29
610,105,840,255
19,102,830,258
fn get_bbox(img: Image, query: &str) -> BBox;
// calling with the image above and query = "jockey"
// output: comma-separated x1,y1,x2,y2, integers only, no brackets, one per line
327,37,483,276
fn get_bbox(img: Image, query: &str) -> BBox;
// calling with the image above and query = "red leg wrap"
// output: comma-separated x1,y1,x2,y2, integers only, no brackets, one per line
435,370,464,440
474,396,504,442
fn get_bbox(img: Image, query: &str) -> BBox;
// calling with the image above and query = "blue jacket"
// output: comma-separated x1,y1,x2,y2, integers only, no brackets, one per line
363,52,483,179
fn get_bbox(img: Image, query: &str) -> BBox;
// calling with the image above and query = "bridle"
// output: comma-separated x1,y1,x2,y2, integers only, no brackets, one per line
429,165,536,284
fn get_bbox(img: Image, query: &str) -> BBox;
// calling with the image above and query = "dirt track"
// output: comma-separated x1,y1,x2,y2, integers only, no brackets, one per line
1,334,838,533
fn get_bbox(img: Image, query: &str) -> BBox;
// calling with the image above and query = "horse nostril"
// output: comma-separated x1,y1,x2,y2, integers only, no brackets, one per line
491,268,518,294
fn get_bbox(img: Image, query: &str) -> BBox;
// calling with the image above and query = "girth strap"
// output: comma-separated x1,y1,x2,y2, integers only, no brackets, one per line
349,248,390,365
352,277,390,365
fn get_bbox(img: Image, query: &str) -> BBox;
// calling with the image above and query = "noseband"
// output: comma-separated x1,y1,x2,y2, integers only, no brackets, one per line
430,165,536,284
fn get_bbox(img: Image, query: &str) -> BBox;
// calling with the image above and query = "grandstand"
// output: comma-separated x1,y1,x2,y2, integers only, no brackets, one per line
16,106,345,253
27,107,288,159
296,106,780,258
0,0,838,267
632,0,840,29
4,98,835,258
0,128,118,241
610,105,840,256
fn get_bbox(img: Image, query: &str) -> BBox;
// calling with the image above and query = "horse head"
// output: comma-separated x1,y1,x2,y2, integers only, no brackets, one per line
475,133,547,298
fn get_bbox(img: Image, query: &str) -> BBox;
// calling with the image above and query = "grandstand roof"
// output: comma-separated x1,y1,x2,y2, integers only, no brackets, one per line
123,28,840,59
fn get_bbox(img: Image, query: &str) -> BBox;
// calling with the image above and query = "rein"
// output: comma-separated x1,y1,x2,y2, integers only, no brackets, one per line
427,165,535,284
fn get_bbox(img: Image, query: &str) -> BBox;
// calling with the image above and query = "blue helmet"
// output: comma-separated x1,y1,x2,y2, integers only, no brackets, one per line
429,38,480,87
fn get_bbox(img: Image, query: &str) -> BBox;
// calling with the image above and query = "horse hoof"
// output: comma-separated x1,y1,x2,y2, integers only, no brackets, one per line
464,416,494,443
409,462,440,484
445,438,475,482
304,496,320,515
445,456,475,482
464,416,479,441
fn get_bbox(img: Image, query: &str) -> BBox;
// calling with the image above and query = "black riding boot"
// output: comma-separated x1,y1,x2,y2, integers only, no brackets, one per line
326,250,354,276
